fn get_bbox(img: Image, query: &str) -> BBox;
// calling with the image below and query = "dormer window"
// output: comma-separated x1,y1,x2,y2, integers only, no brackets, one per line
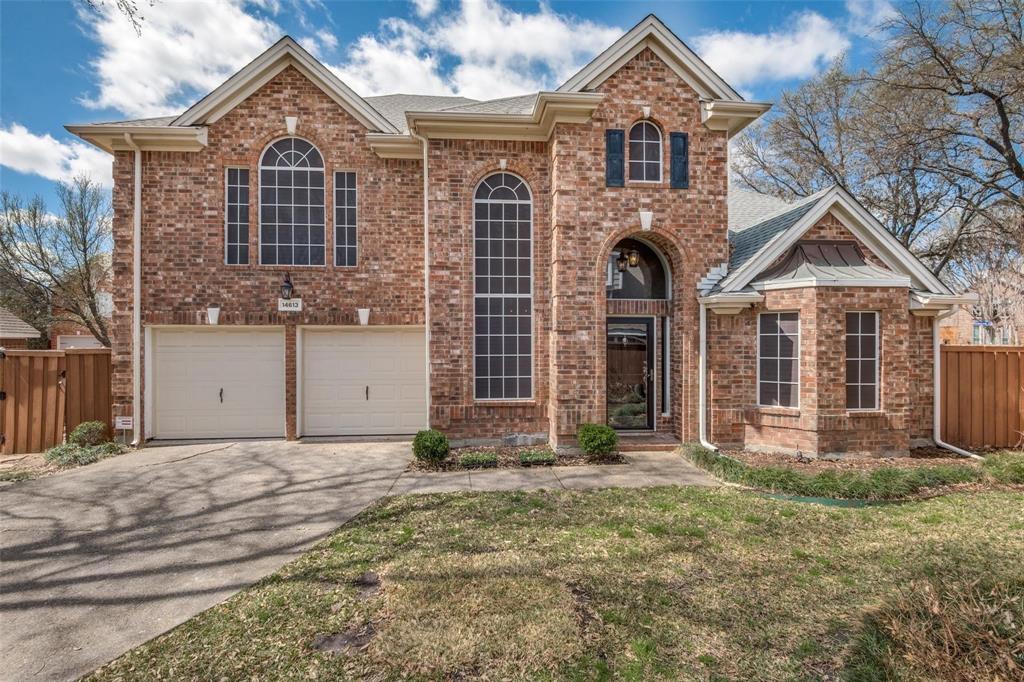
628,121,662,182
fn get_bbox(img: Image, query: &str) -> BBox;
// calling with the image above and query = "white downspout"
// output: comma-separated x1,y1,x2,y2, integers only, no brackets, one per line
124,134,142,446
932,308,983,460
411,130,431,425
698,301,717,451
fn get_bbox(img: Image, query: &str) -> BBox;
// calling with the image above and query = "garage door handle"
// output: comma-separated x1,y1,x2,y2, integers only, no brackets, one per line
219,388,223,403
365,385,369,401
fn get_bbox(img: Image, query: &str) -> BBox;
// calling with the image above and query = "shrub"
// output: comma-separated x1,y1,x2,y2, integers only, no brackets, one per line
982,451,1024,484
519,450,556,466
458,451,497,468
680,443,983,500
45,443,102,467
577,423,618,459
69,420,109,447
412,429,449,463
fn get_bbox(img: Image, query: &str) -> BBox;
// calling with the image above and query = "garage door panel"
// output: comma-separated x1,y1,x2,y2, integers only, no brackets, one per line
302,328,426,436
153,329,285,439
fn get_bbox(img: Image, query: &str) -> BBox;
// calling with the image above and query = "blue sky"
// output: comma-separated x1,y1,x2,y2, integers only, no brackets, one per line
0,0,895,208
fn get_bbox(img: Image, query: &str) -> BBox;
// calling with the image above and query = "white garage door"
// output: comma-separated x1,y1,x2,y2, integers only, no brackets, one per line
301,328,427,436
152,328,285,439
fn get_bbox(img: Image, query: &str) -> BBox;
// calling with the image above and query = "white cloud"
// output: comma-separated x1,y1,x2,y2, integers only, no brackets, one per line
331,0,621,99
0,123,113,188
412,0,438,18
80,0,282,118
845,0,898,37
694,12,850,89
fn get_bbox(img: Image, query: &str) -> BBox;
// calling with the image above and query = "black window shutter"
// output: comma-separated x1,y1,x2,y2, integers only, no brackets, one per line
605,129,625,187
670,132,689,189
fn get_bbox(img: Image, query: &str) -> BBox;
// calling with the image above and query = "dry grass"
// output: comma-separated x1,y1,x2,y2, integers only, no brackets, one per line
86,487,1024,681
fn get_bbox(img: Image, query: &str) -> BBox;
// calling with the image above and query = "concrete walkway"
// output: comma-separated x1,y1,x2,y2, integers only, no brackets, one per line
0,441,713,681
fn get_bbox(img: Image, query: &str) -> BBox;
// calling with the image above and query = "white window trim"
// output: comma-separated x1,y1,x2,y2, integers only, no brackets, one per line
257,137,327,267
471,171,535,402
627,120,663,184
333,169,358,268
224,166,249,266
756,311,801,409
845,310,880,411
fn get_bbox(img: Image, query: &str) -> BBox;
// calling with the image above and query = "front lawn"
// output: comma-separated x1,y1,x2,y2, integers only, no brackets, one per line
87,487,1023,680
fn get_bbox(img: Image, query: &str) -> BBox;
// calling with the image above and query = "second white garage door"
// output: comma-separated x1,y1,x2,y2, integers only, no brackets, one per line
301,328,427,436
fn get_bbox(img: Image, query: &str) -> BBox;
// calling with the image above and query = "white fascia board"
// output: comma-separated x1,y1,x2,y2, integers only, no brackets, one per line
172,37,397,133
701,100,773,137
558,15,742,101
365,133,422,159
721,186,952,296
752,276,912,291
65,125,208,154
406,92,603,141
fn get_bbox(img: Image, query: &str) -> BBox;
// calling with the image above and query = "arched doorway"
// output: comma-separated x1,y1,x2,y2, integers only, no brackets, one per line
606,237,671,431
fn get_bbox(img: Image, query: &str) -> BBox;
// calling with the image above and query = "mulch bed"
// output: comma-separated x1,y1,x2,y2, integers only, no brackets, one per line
722,447,982,473
406,444,627,472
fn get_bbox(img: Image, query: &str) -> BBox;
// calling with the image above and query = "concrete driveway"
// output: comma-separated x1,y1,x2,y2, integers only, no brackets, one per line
0,439,412,681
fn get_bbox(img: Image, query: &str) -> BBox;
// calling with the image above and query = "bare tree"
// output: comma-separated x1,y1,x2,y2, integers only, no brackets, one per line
0,177,113,347
82,0,151,35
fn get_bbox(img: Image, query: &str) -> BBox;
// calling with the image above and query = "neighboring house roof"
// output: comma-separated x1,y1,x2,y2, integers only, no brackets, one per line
0,307,41,339
365,94,478,133
750,241,911,290
715,185,952,296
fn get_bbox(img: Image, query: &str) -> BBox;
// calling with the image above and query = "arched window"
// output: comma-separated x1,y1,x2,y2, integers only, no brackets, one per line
628,121,662,182
473,172,532,400
259,137,325,265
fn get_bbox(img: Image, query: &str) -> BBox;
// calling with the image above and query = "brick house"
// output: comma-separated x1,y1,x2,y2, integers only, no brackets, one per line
68,15,973,456
0,307,41,349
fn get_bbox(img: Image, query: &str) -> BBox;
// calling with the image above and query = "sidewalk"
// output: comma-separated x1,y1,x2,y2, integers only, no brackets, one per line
389,451,718,495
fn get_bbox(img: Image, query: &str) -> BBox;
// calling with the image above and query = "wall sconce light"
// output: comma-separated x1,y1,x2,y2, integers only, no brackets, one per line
616,252,629,272
627,249,641,267
281,273,294,300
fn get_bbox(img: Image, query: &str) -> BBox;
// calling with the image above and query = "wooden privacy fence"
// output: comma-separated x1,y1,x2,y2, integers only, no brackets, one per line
0,349,112,455
941,345,1024,450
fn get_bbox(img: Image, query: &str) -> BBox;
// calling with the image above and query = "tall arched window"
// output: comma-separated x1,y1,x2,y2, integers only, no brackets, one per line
473,172,532,400
259,137,325,265
628,121,662,182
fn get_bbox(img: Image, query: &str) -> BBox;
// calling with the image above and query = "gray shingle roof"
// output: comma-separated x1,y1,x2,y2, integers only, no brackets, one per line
78,116,179,127
438,93,539,116
727,188,792,231
0,307,41,339
365,94,479,133
727,190,830,272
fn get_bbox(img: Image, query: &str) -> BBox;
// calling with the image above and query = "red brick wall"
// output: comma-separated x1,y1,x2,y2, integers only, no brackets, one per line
110,66,425,433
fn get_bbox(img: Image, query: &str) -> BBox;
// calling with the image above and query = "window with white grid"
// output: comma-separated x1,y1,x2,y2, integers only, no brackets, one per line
225,167,249,265
628,121,662,182
473,172,532,400
258,137,325,266
846,311,879,410
758,312,800,408
334,171,357,266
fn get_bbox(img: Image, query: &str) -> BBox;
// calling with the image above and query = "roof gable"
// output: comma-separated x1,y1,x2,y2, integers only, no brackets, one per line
0,307,40,339
172,37,397,133
558,14,742,101
721,186,952,295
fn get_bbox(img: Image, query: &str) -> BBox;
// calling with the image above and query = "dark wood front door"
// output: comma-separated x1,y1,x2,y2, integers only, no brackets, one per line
606,317,654,430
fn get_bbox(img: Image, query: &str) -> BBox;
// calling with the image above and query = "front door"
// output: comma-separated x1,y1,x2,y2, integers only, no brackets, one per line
606,317,654,430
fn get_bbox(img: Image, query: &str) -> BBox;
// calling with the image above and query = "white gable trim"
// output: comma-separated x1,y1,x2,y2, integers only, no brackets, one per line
558,15,743,101
721,186,952,295
172,37,397,133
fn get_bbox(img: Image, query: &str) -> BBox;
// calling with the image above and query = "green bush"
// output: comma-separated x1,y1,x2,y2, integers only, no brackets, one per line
680,443,983,500
577,423,618,459
412,429,449,463
519,450,556,466
458,451,497,468
982,451,1024,484
45,443,102,467
69,420,109,447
